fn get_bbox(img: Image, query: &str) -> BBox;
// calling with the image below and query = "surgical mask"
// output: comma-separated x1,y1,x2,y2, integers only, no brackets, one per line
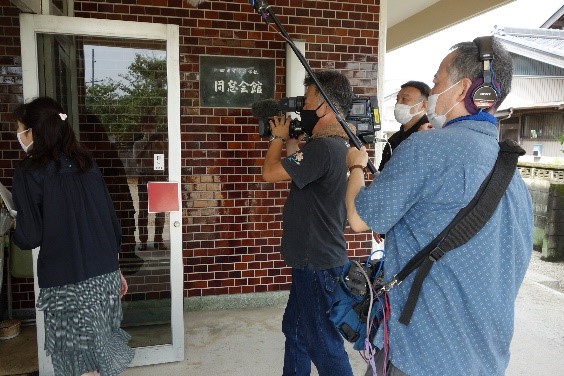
300,101,326,136
427,80,461,129
394,101,423,124
17,129,33,153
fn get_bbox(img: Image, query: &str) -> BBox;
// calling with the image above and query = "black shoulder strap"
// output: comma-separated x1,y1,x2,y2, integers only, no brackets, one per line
395,139,525,325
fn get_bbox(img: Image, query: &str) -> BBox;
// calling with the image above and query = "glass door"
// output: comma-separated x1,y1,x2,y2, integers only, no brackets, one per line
20,14,183,374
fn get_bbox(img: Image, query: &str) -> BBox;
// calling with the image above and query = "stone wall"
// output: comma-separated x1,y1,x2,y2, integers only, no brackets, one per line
544,183,564,260
520,164,564,260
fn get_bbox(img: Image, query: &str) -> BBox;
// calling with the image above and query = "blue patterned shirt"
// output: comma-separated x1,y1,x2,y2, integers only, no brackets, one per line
355,114,533,375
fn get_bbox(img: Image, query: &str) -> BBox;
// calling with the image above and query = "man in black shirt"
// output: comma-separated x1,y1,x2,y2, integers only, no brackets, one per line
379,80,431,171
262,70,354,376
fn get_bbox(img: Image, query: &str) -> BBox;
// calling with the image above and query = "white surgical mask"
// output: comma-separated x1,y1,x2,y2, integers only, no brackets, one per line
394,101,423,124
427,80,461,129
17,129,33,153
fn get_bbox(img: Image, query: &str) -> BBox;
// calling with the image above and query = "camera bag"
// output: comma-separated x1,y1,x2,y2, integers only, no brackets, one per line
329,258,386,351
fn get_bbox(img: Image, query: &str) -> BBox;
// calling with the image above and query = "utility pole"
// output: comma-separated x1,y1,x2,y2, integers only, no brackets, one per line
91,48,95,86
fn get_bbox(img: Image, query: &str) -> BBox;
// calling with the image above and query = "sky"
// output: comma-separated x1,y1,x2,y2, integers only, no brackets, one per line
84,46,166,86
384,0,564,97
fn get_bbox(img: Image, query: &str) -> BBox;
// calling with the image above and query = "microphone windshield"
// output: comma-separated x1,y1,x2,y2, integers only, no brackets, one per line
251,99,280,118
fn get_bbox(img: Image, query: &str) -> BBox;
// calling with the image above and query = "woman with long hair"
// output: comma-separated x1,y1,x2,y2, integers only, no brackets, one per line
12,97,134,375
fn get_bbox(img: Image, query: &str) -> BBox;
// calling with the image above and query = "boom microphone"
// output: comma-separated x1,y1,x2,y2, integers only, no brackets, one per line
247,0,377,174
251,99,280,118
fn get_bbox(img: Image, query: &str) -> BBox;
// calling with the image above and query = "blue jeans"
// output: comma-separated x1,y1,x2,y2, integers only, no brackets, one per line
282,265,353,376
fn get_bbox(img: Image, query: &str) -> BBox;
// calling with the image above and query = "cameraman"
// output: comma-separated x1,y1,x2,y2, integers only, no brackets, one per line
262,70,354,376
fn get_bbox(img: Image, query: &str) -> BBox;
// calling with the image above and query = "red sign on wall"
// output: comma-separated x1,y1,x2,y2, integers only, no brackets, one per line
147,181,180,213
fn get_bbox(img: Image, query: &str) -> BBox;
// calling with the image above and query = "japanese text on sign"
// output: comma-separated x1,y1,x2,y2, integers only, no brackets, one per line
200,56,275,108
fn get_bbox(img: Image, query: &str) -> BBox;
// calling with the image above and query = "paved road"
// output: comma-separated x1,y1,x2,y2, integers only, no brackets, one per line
506,270,564,375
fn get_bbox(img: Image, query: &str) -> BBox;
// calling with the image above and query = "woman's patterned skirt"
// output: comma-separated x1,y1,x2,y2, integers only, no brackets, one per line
37,270,135,375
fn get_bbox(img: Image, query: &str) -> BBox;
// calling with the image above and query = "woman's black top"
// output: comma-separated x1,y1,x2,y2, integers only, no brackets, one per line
12,155,121,288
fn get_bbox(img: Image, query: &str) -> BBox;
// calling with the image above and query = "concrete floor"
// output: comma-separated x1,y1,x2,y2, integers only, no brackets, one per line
121,274,564,376
122,305,370,376
0,324,37,376
1,260,564,376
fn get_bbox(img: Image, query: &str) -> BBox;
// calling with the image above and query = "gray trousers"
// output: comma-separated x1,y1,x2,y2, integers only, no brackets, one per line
364,348,407,376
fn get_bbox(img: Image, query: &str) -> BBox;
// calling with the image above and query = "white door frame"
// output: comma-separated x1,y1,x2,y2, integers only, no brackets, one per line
19,13,183,374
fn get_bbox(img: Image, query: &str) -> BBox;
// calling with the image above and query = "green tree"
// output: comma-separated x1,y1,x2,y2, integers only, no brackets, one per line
85,53,167,148
85,79,122,130
118,54,167,126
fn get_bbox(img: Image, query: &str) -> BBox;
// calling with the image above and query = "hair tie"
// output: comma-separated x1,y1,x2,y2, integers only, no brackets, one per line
59,113,67,121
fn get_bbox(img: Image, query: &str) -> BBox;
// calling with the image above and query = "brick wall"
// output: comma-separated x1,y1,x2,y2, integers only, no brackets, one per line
1,0,380,309
0,2,33,312
0,3,23,182
164,0,380,297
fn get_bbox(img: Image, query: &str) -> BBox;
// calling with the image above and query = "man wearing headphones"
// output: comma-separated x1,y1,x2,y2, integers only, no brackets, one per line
379,80,431,171
346,37,533,376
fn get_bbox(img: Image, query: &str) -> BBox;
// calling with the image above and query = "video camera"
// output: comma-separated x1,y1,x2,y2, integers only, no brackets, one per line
251,95,380,143
346,96,381,144
251,97,305,139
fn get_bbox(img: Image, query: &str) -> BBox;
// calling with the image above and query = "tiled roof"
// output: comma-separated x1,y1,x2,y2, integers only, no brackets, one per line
493,26,564,68
541,5,564,29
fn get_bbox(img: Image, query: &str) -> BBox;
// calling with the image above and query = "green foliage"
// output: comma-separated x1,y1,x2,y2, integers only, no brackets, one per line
85,80,122,130
558,132,564,154
86,53,167,147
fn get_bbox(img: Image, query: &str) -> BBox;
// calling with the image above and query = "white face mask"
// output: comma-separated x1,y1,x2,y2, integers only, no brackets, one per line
427,80,461,129
394,101,423,124
17,129,33,153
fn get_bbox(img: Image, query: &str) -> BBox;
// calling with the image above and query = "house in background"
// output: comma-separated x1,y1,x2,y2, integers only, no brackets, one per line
380,6,564,163
495,16,564,163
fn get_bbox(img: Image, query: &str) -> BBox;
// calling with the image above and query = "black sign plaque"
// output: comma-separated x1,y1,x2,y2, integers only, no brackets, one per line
199,55,275,108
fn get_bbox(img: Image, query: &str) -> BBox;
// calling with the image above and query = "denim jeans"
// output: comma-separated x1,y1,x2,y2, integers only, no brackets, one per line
282,265,353,376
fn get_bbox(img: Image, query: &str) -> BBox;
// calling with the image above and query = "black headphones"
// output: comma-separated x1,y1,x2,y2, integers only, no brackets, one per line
464,36,501,114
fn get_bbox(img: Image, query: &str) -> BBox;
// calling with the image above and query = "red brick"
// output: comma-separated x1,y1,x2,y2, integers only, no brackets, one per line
1,0,379,307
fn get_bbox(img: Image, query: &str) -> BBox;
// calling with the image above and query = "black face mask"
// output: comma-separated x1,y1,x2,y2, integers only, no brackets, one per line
300,101,325,136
